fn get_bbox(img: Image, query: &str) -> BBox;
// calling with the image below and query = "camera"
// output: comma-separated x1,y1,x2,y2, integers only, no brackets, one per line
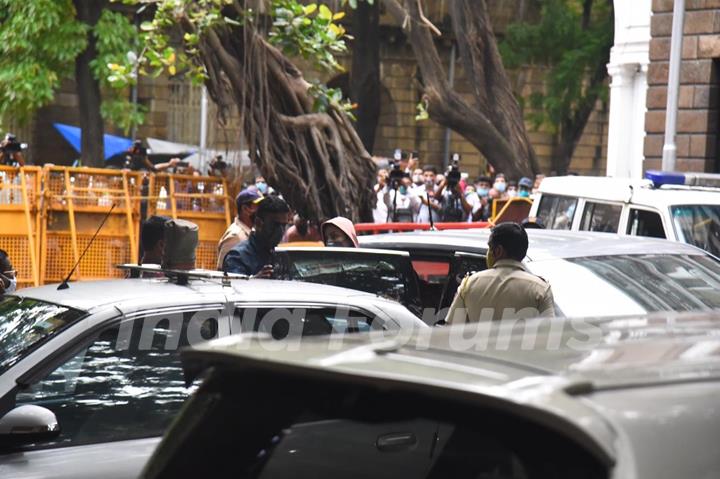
446,153,461,188
388,148,409,185
209,155,228,171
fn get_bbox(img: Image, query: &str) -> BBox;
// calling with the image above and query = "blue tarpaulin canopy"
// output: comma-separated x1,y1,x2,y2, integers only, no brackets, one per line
53,123,133,161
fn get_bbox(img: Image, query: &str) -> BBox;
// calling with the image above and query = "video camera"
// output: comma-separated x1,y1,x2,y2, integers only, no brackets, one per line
446,153,462,188
388,148,410,185
209,155,228,171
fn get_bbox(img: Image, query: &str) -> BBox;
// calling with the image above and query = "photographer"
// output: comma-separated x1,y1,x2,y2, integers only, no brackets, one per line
0,133,26,167
124,140,181,172
436,154,472,222
383,151,420,222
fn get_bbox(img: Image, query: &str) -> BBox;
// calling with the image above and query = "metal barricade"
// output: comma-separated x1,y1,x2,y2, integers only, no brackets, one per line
40,166,142,283
148,173,231,269
0,166,41,288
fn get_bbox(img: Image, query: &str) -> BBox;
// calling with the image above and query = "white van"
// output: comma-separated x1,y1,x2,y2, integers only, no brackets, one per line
529,171,720,256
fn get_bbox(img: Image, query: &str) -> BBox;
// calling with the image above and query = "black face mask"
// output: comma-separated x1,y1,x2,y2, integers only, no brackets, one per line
258,220,286,248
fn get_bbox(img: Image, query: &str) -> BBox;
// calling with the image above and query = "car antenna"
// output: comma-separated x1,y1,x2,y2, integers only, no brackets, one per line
57,204,116,290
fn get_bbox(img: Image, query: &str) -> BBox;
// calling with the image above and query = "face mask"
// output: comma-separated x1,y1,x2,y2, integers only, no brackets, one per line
477,188,489,197
256,182,268,194
425,179,435,188
3,276,16,294
519,190,530,198
412,175,423,185
494,182,506,193
399,185,408,195
485,247,495,269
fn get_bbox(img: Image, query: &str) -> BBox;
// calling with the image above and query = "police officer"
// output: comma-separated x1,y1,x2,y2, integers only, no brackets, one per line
446,222,554,323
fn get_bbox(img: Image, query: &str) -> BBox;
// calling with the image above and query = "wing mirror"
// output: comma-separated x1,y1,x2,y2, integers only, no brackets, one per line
0,405,60,447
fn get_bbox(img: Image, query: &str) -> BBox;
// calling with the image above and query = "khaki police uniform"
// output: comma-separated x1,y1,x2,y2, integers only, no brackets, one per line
447,259,554,323
216,219,252,270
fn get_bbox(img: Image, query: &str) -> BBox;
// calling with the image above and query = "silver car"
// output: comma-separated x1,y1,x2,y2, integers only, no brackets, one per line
355,229,720,319
142,311,720,478
0,277,426,479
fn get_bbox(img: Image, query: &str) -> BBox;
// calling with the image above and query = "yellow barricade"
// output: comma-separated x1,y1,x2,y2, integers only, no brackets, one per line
40,166,143,283
0,166,41,288
0,166,231,286
148,173,231,270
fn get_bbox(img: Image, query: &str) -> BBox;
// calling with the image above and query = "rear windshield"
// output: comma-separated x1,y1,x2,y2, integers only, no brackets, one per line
0,296,86,374
146,370,607,478
671,205,720,256
528,254,720,317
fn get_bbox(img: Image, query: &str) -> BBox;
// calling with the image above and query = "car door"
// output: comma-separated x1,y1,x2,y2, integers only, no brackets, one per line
438,252,488,311
273,247,422,316
0,304,230,479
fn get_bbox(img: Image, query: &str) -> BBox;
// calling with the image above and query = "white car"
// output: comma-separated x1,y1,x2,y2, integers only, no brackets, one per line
529,171,720,256
141,311,720,479
0,276,425,479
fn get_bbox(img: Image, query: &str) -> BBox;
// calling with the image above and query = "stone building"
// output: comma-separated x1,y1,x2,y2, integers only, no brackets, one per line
645,0,720,173
8,0,610,180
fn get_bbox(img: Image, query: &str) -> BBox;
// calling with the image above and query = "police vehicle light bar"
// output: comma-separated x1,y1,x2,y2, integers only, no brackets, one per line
645,170,720,188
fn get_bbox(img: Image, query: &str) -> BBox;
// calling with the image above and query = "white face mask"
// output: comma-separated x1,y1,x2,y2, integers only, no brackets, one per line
4,277,16,294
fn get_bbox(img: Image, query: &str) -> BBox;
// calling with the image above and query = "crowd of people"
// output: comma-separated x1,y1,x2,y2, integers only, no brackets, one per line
371,152,544,224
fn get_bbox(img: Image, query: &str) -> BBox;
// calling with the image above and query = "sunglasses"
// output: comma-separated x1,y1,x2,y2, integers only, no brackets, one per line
2,270,16,278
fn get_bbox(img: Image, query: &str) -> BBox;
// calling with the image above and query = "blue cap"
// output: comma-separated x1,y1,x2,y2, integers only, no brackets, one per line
236,187,264,206
518,177,533,188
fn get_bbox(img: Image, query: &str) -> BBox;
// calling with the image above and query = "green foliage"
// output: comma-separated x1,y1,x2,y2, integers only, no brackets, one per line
93,10,145,133
111,0,358,120
0,0,87,124
499,0,613,133
270,1,349,72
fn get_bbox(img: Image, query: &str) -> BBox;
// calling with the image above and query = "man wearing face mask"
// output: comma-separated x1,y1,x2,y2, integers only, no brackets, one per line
493,173,509,200
254,176,275,196
217,187,264,269
518,177,533,198
383,176,420,223
0,249,17,294
446,223,554,323
223,196,290,277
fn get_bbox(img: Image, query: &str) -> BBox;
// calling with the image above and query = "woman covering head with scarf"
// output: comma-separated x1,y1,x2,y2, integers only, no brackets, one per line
321,217,359,248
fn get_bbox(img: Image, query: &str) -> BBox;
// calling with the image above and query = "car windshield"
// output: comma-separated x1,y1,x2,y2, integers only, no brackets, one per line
0,296,86,374
671,204,720,256
527,254,720,318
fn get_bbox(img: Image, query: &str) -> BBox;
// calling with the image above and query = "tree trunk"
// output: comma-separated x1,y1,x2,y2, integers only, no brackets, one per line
74,0,106,168
350,0,381,153
383,0,538,178
185,6,376,222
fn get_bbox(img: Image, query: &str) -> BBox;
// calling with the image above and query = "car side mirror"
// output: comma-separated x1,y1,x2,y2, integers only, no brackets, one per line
0,405,60,447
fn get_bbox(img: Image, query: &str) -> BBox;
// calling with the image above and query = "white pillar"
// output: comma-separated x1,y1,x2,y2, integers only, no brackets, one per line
606,0,651,178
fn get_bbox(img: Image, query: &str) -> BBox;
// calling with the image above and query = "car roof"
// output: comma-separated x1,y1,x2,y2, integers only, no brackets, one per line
359,229,708,260
183,310,720,468
539,175,720,208
14,278,393,312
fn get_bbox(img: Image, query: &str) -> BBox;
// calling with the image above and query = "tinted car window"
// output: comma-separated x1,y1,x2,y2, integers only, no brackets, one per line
628,209,666,239
0,297,85,375
14,309,220,448
144,371,607,478
527,254,720,317
536,194,577,230
581,202,622,233
671,204,720,256
232,307,377,339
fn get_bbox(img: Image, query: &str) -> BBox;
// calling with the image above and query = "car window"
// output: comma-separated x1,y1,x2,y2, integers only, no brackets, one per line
273,249,421,315
145,370,607,478
627,209,666,239
0,296,85,375
527,254,720,317
671,204,720,256
536,194,577,230
232,307,377,339
13,308,222,448
580,202,622,233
